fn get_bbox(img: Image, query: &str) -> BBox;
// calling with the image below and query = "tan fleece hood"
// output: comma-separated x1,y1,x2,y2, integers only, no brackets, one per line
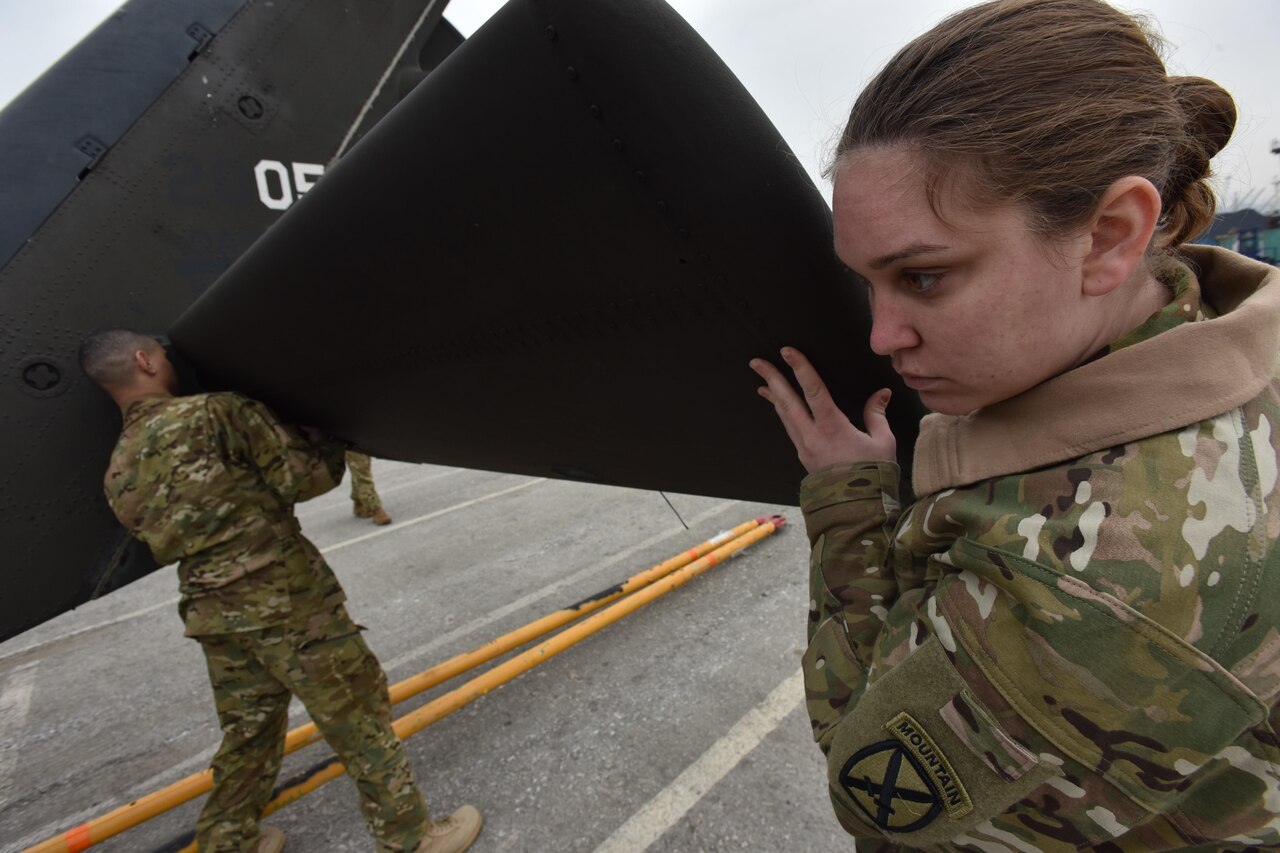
912,245,1280,496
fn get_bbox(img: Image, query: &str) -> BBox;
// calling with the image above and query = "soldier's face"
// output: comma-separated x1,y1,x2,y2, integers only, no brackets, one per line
832,147,1102,416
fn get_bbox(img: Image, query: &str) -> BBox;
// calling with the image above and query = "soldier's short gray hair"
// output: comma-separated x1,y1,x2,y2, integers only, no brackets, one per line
79,329,160,387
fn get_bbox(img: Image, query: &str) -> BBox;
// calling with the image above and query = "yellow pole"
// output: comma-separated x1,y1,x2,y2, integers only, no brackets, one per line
254,517,786,822
324,517,768,747
20,773,215,853
22,518,777,853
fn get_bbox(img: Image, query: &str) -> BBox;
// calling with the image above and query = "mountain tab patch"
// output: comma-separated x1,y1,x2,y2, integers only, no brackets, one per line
885,711,972,820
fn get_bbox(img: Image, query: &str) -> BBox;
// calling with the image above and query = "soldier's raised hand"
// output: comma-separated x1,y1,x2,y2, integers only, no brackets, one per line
749,347,896,473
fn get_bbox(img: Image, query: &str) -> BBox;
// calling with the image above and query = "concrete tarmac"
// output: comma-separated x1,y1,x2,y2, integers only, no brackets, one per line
0,459,853,852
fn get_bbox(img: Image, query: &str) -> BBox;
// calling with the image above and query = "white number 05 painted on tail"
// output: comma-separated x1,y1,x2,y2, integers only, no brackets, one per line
254,160,325,211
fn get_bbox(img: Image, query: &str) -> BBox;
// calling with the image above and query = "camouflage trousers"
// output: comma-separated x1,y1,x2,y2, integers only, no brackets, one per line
346,451,383,512
195,618,428,852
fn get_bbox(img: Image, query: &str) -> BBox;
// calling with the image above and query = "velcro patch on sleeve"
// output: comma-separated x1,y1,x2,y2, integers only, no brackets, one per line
824,638,1059,844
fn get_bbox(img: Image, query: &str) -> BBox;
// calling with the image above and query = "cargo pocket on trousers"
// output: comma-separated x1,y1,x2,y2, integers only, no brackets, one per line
803,615,865,753
297,627,385,703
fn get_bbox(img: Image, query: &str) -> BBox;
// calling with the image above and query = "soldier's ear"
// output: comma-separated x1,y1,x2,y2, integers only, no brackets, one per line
134,348,156,375
1080,176,1162,297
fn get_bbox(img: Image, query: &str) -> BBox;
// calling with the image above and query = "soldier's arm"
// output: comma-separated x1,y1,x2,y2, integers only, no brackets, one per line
797,460,907,764
805,524,1275,846
800,460,902,657
213,396,347,504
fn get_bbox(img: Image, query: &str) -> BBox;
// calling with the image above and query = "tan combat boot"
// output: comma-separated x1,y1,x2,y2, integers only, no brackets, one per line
353,503,373,518
413,805,482,853
254,825,285,853
371,507,392,526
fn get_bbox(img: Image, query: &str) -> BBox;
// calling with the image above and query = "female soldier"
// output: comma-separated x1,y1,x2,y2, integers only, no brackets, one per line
750,0,1280,848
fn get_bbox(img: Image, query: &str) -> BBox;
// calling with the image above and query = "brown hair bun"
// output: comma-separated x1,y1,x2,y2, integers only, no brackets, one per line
1171,76,1237,162
1164,76,1236,246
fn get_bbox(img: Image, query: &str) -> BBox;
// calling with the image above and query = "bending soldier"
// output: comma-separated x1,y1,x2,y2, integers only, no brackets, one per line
80,330,481,853
347,450,392,525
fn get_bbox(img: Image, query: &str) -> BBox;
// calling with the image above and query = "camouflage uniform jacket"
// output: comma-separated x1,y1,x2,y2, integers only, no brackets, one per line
104,392,350,637
800,246,1280,850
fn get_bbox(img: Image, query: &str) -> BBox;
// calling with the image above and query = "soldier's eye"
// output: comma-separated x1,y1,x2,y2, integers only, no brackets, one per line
903,271,942,294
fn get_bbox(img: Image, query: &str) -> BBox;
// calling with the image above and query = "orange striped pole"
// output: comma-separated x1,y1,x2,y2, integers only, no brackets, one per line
22,518,777,853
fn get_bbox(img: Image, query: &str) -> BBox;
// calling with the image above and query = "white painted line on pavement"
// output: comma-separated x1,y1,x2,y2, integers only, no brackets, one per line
592,668,805,853
374,467,464,498
322,478,546,553
296,468,464,521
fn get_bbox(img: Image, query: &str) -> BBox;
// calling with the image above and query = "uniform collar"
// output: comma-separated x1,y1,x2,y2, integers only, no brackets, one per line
1100,259,1204,356
121,395,174,430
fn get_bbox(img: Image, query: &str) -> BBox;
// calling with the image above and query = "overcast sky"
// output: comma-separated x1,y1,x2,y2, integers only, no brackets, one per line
3,0,1278,212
